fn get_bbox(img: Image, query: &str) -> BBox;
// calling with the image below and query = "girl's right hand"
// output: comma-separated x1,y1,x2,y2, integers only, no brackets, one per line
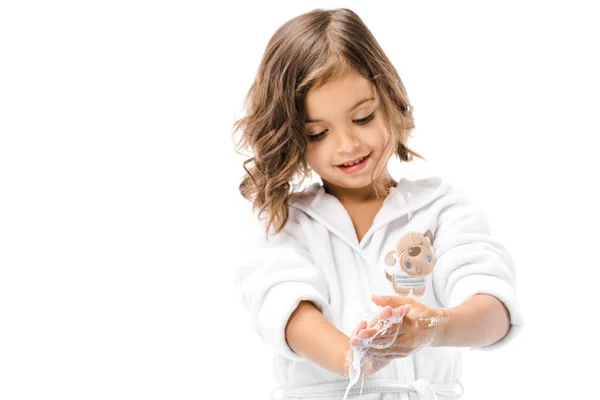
345,304,413,377
344,316,392,377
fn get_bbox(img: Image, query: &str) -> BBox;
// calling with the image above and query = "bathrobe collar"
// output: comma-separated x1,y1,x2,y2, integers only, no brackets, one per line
290,176,448,251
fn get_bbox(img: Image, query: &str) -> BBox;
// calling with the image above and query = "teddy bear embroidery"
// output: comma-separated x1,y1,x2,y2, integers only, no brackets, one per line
384,230,435,297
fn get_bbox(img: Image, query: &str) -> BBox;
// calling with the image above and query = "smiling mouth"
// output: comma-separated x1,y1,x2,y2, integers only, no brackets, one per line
336,154,369,167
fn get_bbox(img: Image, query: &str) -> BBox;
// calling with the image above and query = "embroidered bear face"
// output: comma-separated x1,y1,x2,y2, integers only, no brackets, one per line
384,230,435,277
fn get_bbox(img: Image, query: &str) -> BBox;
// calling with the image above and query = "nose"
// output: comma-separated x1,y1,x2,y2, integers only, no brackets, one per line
335,129,359,154
408,247,421,257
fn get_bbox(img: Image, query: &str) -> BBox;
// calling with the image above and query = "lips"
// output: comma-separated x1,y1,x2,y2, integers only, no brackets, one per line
336,153,371,174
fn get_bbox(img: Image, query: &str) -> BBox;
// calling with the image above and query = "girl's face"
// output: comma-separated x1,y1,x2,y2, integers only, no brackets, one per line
304,69,391,195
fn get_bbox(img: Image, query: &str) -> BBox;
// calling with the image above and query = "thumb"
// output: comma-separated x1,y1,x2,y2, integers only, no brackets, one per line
371,295,413,307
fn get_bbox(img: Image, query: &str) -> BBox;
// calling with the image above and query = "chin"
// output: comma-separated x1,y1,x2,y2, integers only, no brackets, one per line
331,176,374,189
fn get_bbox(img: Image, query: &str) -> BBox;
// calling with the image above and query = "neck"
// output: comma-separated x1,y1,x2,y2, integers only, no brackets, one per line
323,172,396,204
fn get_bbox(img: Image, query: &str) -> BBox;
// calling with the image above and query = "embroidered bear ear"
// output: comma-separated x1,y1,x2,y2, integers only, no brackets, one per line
384,250,396,266
424,229,434,245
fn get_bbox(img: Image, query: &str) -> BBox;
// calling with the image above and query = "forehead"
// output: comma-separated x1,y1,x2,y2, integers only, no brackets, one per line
305,70,376,118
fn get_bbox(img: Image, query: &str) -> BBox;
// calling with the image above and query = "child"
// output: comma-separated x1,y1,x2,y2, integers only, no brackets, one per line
232,7,523,400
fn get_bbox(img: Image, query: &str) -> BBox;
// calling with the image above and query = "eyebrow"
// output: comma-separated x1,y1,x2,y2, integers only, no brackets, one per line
306,97,375,123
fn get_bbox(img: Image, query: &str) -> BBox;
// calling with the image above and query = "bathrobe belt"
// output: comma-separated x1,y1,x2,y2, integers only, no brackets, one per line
271,378,464,399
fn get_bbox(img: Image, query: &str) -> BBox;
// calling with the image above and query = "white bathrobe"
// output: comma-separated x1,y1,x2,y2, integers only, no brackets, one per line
234,176,524,400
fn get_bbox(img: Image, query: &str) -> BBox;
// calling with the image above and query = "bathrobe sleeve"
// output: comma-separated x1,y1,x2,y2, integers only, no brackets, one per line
431,182,524,350
234,210,332,361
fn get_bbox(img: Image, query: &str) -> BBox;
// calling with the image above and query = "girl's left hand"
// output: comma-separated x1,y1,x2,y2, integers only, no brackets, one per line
349,295,450,359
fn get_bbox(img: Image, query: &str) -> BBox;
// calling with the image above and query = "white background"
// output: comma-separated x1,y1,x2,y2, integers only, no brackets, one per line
1,1,598,399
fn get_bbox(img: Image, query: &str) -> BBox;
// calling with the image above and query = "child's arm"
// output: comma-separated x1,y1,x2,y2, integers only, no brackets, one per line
435,293,510,347
430,181,524,350
285,300,350,376
235,211,347,372
367,293,510,351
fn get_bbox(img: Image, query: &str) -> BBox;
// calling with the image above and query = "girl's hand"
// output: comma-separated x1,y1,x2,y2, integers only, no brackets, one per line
344,319,389,377
345,304,411,377
349,295,450,359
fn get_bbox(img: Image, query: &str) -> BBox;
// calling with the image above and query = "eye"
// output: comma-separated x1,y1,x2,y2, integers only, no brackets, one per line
307,111,374,142
353,111,375,125
308,130,327,142
427,255,432,263
405,261,412,269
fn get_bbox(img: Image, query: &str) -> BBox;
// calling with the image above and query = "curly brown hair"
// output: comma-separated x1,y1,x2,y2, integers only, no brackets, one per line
233,7,424,237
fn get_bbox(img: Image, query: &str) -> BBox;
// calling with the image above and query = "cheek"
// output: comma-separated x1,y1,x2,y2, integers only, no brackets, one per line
364,125,389,148
377,121,392,145
305,144,330,169
304,147,320,170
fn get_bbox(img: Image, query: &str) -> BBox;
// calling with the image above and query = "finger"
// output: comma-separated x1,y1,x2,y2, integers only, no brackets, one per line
371,322,403,338
366,347,414,357
365,350,410,360
367,326,403,340
358,327,379,339
372,353,409,361
365,306,392,329
350,326,358,339
360,307,419,340
359,325,398,342
372,295,414,308
366,314,380,329
354,320,367,334
377,306,393,321
352,319,369,338
370,322,414,343
368,328,408,344
367,350,410,359
361,310,408,340
368,333,412,347
391,304,412,319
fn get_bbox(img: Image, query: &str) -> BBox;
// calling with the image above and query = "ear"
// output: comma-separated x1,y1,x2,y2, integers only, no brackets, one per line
424,229,434,245
384,250,396,266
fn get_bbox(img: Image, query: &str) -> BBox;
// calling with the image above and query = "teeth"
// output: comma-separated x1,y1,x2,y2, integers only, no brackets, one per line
342,156,365,167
